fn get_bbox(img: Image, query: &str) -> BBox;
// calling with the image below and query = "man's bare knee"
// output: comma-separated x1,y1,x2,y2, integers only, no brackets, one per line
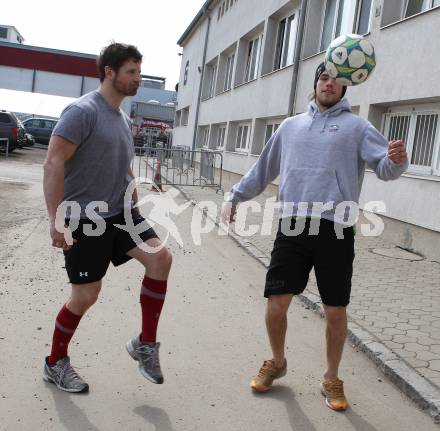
71,282,101,311
267,294,293,317
324,305,347,327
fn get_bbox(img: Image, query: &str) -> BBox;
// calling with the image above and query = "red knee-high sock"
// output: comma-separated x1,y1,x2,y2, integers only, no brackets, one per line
140,276,167,343
48,304,83,365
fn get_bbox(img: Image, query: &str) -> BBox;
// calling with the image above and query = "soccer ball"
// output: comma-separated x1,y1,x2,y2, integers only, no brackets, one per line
324,34,376,86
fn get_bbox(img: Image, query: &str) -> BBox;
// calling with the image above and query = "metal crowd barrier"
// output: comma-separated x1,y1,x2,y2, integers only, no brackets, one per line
0,138,9,158
135,145,224,193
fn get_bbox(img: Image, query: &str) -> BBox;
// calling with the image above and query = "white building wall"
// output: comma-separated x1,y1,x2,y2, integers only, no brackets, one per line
0,65,33,92
82,77,100,94
34,71,83,98
175,0,440,254
174,18,209,148
0,65,100,98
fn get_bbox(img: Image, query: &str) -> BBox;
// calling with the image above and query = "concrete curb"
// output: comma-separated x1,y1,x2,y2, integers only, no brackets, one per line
178,189,440,425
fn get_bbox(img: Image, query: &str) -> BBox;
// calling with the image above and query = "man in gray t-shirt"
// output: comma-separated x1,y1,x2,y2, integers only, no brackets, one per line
43,43,172,393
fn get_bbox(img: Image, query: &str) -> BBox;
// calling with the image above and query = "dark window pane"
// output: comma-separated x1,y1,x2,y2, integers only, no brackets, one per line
274,18,286,70
405,0,429,17
357,0,372,34
321,0,338,51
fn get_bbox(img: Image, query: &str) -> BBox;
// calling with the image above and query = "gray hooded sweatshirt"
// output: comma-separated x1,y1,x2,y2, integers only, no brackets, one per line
227,98,408,222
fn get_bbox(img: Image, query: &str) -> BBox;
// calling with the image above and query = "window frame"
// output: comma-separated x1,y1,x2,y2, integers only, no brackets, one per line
208,63,218,98
217,126,227,150
181,107,189,126
244,34,263,83
355,0,374,34
201,127,210,149
264,121,282,147
273,13,297,71
383,109,440,176
320,0,358,52
404,0,439,18
223,52,235,91
235,123,251,152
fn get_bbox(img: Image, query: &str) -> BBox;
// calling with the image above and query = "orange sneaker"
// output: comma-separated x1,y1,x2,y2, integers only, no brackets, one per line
250,359,287,393
320,378,348,411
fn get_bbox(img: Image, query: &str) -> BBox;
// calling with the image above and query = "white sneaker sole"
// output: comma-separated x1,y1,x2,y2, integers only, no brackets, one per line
125,339,163,384
43,372,89,393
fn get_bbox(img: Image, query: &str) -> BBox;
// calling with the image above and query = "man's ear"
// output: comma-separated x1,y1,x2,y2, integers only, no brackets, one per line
104,65,114,79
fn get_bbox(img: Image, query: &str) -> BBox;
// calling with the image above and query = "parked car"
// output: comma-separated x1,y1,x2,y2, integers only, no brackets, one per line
24,133,35,147
0,110,26,152
22,118,57,145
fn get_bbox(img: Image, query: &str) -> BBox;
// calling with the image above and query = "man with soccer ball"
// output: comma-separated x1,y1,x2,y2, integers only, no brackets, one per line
222,57,408,411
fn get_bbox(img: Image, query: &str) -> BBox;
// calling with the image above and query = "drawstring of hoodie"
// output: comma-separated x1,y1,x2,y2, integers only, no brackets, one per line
322,114,329,132
308,110,318,131
308,109,330,132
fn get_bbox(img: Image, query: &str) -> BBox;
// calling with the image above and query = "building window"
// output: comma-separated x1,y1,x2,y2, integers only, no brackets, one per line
181,107,189,126
405,0,440,18
224,53,235,91
203,61,218,99
264,122,281,146
274,13,297,70
174,110,182,127
320,0,358,51
201,127,210,148
183,61,189,86
236,123,251,152
244,35,262,82
209,64,217,98
383,110,440,175
0,27,7,39
356,0,373,34
217,126,226,149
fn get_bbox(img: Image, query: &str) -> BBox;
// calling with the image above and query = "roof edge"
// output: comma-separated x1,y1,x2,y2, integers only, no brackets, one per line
177,0,215,46
0,40,97,59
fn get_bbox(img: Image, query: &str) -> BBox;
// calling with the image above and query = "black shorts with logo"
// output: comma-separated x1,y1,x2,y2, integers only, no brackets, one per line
63,210,158,284
265,217,355,307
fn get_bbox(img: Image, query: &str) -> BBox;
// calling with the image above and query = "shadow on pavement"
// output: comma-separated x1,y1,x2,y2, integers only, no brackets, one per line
253,385,317,431
134,405,175,431
344,408,379,431
47,384,100,431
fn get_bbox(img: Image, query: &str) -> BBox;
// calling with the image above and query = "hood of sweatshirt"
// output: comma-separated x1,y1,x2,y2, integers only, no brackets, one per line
307,98,352,132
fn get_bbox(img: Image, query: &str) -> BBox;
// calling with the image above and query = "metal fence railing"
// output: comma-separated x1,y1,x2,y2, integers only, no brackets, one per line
134,145,223,193
0,138,9,158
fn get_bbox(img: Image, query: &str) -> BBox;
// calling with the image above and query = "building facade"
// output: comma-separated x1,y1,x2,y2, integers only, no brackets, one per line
0,25,24,44
174,0,440,259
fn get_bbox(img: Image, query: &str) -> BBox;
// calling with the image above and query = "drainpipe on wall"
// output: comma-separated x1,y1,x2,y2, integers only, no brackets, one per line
288,0,308,117
191,5,212,153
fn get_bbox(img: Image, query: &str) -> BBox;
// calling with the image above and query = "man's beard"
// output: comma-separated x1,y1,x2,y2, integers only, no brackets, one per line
112,76,138,97
317,94,340,108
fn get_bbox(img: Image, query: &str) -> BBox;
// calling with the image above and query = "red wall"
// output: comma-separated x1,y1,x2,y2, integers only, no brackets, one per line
0,45,99,78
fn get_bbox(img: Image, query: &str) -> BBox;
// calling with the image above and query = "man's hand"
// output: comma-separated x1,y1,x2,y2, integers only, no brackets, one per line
388,140,408,165
221,202,237,224
50,223,76,251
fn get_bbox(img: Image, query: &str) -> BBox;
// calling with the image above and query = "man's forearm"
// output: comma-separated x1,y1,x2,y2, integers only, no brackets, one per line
43,161,65,224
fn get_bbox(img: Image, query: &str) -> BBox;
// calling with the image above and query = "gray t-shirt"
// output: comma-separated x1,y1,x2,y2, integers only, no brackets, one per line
52,90,134,218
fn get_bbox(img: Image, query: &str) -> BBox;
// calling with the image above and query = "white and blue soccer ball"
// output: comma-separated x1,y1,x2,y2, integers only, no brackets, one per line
324,34,376,86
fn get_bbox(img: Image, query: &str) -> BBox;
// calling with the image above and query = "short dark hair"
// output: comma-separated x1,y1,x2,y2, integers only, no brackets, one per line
97,43,142,83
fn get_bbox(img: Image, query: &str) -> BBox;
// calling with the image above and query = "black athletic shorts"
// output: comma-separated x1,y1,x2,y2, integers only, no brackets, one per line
63,210,158,284
265,217,355,307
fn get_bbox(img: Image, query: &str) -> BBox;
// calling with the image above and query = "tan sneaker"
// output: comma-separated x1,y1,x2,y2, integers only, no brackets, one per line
321,378,348,411
250,359,287,393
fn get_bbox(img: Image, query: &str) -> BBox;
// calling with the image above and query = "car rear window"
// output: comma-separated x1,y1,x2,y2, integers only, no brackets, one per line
0,113,12,123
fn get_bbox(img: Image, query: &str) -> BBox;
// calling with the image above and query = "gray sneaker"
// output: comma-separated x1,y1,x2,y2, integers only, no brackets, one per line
126,336,164,384
43,357,89,393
